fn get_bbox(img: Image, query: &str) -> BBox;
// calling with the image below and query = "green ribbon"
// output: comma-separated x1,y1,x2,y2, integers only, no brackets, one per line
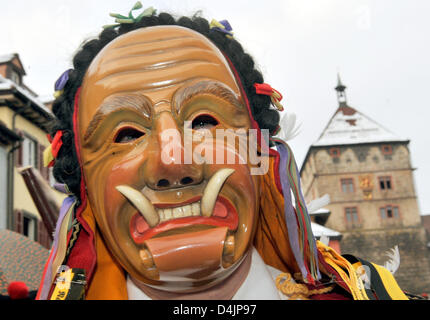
103,1,156,29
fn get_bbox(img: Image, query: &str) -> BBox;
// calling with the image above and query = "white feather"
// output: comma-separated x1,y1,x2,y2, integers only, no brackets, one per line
306,194,331,213
383,245,400,274
275,112,302,142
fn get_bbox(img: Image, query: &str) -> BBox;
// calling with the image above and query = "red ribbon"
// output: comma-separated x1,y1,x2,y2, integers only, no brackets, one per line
254,83,283,101
51,130,63,159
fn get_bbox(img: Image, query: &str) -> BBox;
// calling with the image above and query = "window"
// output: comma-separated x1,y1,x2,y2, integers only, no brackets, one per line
381,145,392,155
341,178,354,193
22,214,36,241
9,70,21,84
22,136,37,168
0,146,7,230
345,207,359,228
379,176,392,190
329,147,340,158
380,205,399,219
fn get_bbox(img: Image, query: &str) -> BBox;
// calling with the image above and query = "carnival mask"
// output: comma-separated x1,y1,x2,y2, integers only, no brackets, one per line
77,26,264,292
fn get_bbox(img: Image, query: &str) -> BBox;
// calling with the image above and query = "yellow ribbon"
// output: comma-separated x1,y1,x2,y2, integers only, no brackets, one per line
317,241,369,300
43,144,54,167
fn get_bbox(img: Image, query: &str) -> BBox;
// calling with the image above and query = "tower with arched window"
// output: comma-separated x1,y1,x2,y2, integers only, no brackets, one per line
300,75,430,295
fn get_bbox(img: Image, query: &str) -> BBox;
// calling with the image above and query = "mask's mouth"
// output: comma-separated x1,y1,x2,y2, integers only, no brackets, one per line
116,168,238,244
116,168,240,284
129,195,238,242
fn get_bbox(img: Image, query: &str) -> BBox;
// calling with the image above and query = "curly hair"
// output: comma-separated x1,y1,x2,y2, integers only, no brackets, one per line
50,12,280,200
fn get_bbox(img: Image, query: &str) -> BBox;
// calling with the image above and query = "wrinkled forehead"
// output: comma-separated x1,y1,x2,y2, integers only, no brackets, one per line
79,25,242,130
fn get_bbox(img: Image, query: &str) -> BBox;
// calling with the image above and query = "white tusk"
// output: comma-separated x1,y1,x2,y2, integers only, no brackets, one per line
201,168,235,217
116,185,159,228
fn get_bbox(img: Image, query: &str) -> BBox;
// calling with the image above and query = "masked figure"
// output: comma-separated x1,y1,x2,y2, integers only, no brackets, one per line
37,6,408,300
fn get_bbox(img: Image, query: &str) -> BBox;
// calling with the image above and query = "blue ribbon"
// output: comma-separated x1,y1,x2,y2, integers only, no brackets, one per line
276,142,309,280
54,69,72,92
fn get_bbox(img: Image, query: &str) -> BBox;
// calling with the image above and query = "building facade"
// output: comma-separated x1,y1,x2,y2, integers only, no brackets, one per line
300,76,430,294
0,53,64,249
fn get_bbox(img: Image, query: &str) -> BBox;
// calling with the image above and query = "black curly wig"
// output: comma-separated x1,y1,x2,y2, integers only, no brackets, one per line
50,12,280,201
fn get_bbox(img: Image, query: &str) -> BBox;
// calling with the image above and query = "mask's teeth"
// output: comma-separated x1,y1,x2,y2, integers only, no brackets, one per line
163,208,172,221
116,185,160,228
118,168,234,229
182,204,192,217
157,202,201,222
172,206,185,218
191,202,200,216
201,168,235,217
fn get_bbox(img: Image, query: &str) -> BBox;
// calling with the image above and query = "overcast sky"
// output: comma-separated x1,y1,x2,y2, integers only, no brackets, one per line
1,0,429,214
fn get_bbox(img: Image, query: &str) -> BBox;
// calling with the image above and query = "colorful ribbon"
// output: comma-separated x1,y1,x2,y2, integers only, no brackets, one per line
276,141,308,281
43,130,63,167
254,83,284,111
103,2,156,29
54,69,72,98
210,19,234,38
274,138,321,284
37,196,77,300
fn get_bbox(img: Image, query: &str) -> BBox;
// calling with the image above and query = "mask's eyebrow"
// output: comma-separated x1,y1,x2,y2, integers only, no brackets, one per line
83,94,152,142
173,80,243,114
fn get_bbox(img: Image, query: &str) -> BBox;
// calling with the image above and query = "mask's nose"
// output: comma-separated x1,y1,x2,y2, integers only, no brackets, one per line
143,111,203,190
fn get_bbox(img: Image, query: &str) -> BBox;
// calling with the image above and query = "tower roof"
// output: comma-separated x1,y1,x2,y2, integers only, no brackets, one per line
312,105,407,147
312,77,408,147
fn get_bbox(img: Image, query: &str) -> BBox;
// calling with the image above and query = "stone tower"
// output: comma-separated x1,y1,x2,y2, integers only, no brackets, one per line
300,75,430,294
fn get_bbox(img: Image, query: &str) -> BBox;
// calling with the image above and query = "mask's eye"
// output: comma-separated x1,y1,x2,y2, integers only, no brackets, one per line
114,127,145,143
191,114,219,130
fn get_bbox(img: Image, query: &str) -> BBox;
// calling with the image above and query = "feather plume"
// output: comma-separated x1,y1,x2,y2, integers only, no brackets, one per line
383,245,400,274
275,112,302,142
306,194,331,214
